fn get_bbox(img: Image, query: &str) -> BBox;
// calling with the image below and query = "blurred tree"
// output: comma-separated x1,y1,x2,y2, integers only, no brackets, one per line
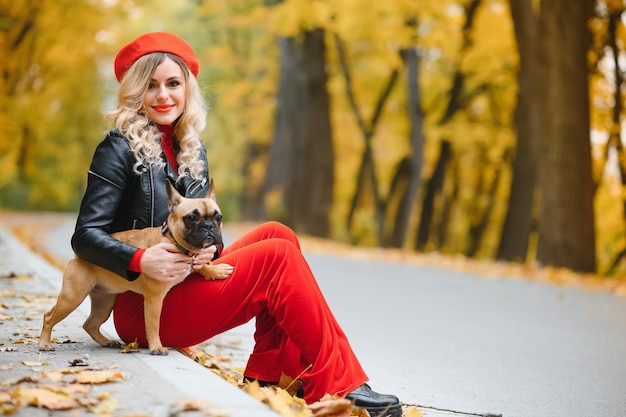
590,0,626,273
415,0,482,251
535,0,596,272
262,0,334,237
497,0,541,263
389,25,426,249
333,1,445,248
412,1,517,258
500,0,598,273
0,0,111,210
265,28,334,237
336,32,399,244
0,0,44,192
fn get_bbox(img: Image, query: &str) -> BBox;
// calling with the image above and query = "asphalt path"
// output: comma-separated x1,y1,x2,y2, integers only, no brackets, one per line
32,215,626,417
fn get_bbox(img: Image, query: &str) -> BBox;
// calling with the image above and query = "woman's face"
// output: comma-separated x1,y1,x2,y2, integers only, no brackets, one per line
143,57,186,126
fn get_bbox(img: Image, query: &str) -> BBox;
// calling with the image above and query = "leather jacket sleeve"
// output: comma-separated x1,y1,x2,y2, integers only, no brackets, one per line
71,132,143,280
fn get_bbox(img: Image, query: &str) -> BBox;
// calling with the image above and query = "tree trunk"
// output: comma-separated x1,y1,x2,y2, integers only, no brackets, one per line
263,36,302,223
415,140,451,250
335,33,397,243
264,30,334,237
388,47,426,248
535,0,596,272
466,157,504,257
413,0,480,251
498,0,541,262
291,28,334,236
241,142,269,220
605,7,626,274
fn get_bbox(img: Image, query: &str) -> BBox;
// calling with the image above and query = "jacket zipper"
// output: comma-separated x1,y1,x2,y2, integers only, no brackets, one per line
187,177,207,196
149,166,155,227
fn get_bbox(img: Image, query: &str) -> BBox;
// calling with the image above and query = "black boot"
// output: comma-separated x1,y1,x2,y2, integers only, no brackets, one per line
345,384,402,417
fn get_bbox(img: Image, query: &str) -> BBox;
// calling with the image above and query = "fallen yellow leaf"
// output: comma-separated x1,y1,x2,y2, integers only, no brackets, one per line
0,375,40,386
21,360,49,367
0,391,19,414
350,406,371,417
279,372,303,397
54,383,91,396
264,387,309,417
73,370,124,384
88,394,118,414
41,370,66,383
308,395,353,417
402,406,423,417
16,387,79,410
120,340,140,353
171,397,214,412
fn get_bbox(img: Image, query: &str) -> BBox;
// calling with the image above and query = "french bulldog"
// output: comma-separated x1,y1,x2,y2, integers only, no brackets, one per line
39,179,233,355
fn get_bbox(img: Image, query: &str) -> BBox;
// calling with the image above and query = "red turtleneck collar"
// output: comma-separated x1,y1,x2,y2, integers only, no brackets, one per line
158,124,178,171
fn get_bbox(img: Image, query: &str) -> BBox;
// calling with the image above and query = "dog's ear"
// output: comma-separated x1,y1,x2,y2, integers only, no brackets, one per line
166,180,183,211
206,178,216,201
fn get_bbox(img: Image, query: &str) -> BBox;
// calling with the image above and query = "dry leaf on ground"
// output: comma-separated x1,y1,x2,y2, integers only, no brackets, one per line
244,380,310,417
73,369,124,384
170,397,214,412
21,360,49,367
68,358,89,367
15,387,80,410
402,406,423,417
86,393,118,414
278,372,304,397
192,350,242,385
39,383,90,396
308,394,353,417
120,340,141,353
1,375,41,386
0,390,19,414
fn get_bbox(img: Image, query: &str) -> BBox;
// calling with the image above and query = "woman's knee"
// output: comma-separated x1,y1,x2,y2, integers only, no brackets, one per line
261,221,300,249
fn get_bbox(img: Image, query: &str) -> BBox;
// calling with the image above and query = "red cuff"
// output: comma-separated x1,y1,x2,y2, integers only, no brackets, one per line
129,248,146,273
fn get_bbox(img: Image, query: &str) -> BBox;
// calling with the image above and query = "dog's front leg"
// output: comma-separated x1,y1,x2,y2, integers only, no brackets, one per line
143,286,169,355
198,262,234,280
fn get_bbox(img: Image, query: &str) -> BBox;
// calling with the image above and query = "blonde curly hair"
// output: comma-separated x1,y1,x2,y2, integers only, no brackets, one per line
107,52,208,180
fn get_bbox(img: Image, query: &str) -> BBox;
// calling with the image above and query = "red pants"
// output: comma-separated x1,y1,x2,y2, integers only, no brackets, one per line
113,221,368,402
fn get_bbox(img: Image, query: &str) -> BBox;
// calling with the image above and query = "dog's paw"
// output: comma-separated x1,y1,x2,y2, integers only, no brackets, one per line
202,263,234,280
149,347,169,356
38,342,55,351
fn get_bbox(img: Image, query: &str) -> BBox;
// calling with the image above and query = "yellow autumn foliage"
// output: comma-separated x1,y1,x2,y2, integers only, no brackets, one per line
1,0,625,275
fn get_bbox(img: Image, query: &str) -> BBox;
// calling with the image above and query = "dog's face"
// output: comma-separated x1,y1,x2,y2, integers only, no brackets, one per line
165,179,223,253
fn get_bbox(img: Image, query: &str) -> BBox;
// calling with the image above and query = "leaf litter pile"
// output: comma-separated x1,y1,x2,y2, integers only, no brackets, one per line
0,273,121,415
0,274,114,414
1,366,123,414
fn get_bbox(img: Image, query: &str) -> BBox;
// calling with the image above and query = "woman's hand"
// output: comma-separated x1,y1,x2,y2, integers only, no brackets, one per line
140,242,193,282
191,245,218,271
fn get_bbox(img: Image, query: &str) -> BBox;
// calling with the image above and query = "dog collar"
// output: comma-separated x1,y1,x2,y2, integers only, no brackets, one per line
161,222,196,256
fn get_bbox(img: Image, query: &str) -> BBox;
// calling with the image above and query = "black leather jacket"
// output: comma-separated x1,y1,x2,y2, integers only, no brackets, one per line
71,129,210,281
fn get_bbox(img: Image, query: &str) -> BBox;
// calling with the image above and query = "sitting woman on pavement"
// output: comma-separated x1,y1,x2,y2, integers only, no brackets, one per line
71,31,402,417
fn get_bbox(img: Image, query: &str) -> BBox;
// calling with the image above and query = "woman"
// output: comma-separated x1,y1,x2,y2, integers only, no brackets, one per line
72,32,402,417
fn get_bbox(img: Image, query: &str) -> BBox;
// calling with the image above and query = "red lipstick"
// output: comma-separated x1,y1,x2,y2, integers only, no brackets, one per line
153,104,174,113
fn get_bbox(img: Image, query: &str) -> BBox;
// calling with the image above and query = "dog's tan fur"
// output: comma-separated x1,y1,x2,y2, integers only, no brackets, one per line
39,179,233,355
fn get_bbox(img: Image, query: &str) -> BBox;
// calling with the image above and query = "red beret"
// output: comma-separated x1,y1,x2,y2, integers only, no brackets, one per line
114,32,199,82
